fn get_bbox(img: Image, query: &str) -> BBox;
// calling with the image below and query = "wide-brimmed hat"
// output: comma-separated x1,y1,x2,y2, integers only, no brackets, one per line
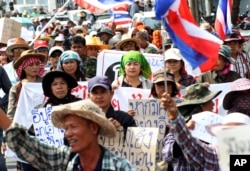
206,112,250,136
177,83,222,107
224,32,242,42
219,45,235,64
0,47,6,54
13,49,46,69
88,76,111,92
6,37,31,56
165,48,183,61
85,35,110,50
97,27,114,37
223,78,250,110
115,26,128,35
42,71,78,97
51,99,116,138
115,33,140,50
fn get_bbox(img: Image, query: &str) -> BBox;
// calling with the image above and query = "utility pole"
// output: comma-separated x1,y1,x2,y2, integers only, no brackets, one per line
204,0,211,16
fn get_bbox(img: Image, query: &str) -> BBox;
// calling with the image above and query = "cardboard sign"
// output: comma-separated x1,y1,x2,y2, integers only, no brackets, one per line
217,125,250,171
99,127,159,171
129,99,168,160
0,18,21,44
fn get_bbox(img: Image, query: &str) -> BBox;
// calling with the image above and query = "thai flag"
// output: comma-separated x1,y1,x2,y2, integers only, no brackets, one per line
110,3,132,26
214,0,233,40
74,0,132,14
155,0,223,72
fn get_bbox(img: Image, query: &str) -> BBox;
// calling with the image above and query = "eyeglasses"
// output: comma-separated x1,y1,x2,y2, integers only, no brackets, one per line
36,47,49,53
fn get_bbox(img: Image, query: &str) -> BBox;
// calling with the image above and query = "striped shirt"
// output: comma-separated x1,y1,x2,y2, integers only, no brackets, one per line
231,52,250,78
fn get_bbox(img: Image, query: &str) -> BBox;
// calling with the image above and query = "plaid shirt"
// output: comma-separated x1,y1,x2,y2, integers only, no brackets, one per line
232,52,250,78
6,123,136,171
163,114,219,171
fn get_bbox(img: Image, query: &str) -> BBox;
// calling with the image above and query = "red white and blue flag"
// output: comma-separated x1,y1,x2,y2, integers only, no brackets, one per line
214,0,233,40
74,0,132,14
110,3,132,26
155,0,223,72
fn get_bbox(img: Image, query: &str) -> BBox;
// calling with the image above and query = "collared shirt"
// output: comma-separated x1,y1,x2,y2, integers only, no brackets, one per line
162,114,219,171
231,52,250,78
6,123,136,171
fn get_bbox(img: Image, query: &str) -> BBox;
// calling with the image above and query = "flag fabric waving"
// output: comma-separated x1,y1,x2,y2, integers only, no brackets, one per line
110,3,132,26
214,0,233,40
74,0,132,14
155,0,223,72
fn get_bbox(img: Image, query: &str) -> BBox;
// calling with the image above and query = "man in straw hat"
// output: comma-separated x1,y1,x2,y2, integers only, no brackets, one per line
0,100,136,170
161,92,250,171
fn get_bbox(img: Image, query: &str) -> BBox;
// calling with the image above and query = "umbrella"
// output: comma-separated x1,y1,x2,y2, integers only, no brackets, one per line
10,17,33,25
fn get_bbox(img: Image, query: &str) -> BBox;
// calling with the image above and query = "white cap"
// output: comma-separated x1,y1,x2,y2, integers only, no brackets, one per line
55,35,65,42
82,21,91,26
49,46,64,57
164,48,183,61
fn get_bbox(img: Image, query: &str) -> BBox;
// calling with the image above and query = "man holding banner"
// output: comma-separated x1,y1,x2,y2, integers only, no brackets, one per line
0,100,136,170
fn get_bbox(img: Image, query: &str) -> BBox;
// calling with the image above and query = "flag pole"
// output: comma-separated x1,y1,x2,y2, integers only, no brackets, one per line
29,0,71,46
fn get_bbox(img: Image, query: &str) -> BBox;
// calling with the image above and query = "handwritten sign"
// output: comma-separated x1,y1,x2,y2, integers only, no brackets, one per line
129,99,167,160
31,107,65,146
190,111,223,144
217,125,250,171
99,127,159,171
0,18,21,44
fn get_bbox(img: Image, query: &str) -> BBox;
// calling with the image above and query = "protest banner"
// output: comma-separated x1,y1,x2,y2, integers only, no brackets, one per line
28,107,159,171
99,127,159,171
190,111,223,144
0,18,21,44
129,99,167,160
217,125,250,171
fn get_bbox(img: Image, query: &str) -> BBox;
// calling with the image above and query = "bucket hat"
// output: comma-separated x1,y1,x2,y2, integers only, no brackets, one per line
223,78,250,110
219,45,235,64
42,71,78,97
206,112,250,136
177,83,222,107
13,49,46,69
51,99,116,138
6,37,31,56
97,27,114,37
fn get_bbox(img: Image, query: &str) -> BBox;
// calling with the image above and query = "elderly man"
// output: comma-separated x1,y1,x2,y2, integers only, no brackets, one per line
0,100,135,170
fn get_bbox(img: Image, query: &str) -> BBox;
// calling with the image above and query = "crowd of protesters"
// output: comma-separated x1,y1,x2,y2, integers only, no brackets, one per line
0,2,250,171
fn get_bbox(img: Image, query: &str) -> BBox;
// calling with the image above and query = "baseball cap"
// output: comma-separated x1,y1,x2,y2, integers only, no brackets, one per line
165,48,183,61
88,76,112,92
34,39,49,49
49,46,64,57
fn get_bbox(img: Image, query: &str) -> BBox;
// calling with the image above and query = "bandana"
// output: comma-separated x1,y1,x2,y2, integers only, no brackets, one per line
16,57,44,78
119,51,151,79
57,50,83,71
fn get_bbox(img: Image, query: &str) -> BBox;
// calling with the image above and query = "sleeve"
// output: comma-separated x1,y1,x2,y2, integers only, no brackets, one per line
169,114,219,170
0,67,12,107
7,85,17,120
6,123,71,170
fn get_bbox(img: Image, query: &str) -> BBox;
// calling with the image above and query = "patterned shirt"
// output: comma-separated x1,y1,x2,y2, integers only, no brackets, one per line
231,52,250,78
6,123,136,171
82,56,97,79
162,114,219,171
178,73,196,89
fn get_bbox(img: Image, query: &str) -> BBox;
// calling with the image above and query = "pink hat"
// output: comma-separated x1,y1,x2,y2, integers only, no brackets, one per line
223,78,250,110
34,39,49,49
206,113,250,136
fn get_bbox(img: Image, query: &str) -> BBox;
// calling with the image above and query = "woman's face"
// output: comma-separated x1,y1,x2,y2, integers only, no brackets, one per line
155,81,173,99
214,55,226,71
62,60,78,76
51,77,69,98
23,61,41,77
121,41,137,51
125,61,141,77
87,46,99,57
225,41,240,55
13,47,27,60
165,60,182,74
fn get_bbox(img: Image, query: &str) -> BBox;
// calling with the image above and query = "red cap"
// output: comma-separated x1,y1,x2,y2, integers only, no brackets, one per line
34,40,49,49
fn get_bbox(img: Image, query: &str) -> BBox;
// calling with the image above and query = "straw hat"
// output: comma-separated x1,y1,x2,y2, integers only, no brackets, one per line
85,35,110,50
115,33,139,50
206,112,250,136
6,38,31,56
13,49,46,69
51,99,116,138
